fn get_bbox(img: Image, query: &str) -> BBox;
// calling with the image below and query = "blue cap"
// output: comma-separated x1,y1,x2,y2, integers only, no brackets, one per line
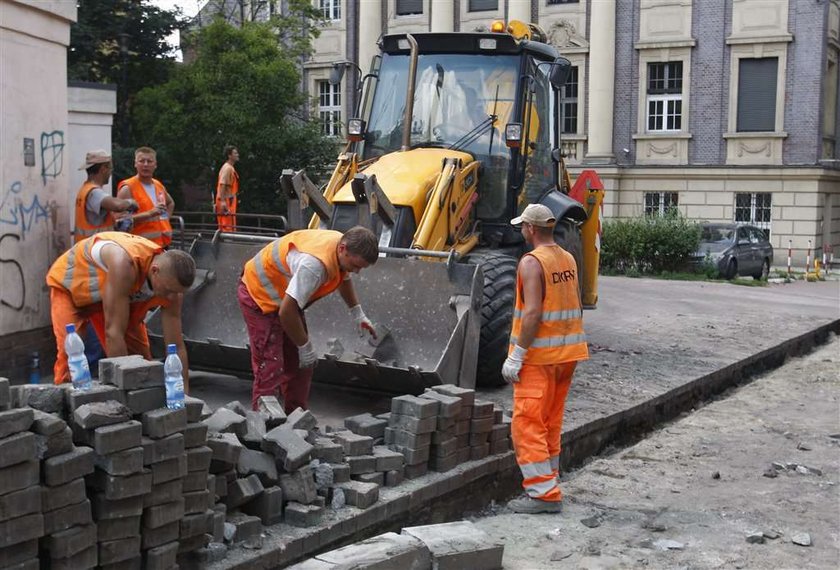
167,344,177,354
65,324,76,333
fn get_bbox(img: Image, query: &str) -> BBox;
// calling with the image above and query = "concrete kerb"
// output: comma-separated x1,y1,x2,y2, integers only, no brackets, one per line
206,320,840,569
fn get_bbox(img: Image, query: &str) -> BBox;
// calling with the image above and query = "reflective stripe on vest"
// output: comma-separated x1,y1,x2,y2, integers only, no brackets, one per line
73,181,114,244
509,244,589,365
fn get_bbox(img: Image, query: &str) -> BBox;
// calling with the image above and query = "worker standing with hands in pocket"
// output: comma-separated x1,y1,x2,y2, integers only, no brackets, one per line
237,226,379,413
503,203,589,514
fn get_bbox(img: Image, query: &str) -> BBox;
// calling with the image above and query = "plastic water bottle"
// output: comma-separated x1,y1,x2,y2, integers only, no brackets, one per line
29,352,40,384
65,324,92,391
164,343,185,409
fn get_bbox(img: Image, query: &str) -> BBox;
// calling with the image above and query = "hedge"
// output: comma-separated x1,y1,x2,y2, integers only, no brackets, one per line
600,211,702,274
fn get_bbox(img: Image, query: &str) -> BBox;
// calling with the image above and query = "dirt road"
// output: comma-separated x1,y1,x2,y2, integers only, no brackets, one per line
472,335,840,569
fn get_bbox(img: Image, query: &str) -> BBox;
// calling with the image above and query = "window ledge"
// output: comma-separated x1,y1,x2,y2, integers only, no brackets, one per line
723,132,788,139
726,34,793,45
560,134,587,141
633,133,692,140
634,39,697,50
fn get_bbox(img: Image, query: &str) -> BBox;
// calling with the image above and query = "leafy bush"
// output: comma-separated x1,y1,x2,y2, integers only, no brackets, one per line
601,211,701,275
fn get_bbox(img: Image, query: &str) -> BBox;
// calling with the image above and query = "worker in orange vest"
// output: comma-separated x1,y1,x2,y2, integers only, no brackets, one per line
215,145,240,231
46,232,196,390
117,146,174,247
238,226,379,413
503,203,589,514
73,149,138,243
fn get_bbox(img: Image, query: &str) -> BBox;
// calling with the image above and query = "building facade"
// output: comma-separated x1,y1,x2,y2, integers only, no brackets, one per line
302,0,840,265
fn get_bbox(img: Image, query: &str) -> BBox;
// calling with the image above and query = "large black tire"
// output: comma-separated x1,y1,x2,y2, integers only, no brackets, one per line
464,251,519,388
724,258,738,280
553,218,584,295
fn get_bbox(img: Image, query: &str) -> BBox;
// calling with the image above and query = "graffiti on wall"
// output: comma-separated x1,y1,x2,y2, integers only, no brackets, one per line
0,181,51,238
40,130,64,185
0,233,25,311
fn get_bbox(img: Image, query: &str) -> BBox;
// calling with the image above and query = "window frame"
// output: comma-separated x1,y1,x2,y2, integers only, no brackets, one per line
560,65,578,135
319,0,341,21
734,192,772,234
318,80,342,137
727,43,788,135
467,0,498,12
643,191,679,217
646,62,683,133
395,0,423,16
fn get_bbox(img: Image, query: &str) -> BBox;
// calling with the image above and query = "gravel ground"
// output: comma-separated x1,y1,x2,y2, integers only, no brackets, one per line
471,335,840,569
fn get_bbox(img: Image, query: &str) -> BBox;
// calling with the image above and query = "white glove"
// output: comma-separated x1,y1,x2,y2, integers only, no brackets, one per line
298,340,317,369
350,304,376,340
502,345,527,384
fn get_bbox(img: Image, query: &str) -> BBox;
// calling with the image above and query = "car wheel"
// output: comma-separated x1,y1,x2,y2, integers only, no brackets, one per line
753,258,770,280
724,258,737,280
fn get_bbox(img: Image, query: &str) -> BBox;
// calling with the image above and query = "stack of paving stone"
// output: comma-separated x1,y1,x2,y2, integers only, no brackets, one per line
427,384,480,464
417,389,463,472
385,394,439,479
342,413,405,486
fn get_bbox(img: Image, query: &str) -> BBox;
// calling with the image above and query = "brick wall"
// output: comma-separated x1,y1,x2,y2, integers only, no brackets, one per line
613,0,638,166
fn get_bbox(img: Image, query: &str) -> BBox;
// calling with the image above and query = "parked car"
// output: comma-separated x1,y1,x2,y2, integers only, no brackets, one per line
691,223,774,280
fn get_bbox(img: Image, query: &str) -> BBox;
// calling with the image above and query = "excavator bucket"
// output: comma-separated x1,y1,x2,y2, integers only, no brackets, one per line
146,234,482,394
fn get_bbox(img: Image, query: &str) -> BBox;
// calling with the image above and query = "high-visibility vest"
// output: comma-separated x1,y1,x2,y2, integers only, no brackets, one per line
73,181,114,244
242,230,347,314
46,232,166,309
118,175,172,247
509,244,589,364
216,163,239,202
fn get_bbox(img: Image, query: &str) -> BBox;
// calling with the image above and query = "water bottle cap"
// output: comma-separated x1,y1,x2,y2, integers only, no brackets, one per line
65,323,76,333
167,344,177,354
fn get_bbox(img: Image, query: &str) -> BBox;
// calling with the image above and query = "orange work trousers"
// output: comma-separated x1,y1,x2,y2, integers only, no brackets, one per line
50,288,153,384
215,196,237,232
511,361,576,501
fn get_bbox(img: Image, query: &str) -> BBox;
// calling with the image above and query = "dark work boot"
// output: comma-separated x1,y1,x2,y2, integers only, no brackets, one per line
507,496,564,514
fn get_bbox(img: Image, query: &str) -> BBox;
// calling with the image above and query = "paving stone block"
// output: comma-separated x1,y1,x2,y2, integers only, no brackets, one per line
183,489,213,515
331,462,351,483
182,469,210,493
0,538,37,568
226,474,264,509
43,499,91,534
99,555,141,570
49,543,97,570
456,447,470,464
143,478,184,507
373,445,405,472
43,523,97,559
344,413,388,439
207,432,243,467
87,468,152,500
354,471,385,486
242,411,267,449
316,532,430,568
193,541,228,565
90,493,143,520
124,387,166,415
11,385,65,414
404,462,428,479
203,408,247,438
0,512,43,549
140,520,179,550
183,421,209,448
391,394,439,419
436,415,457,432
221,399,248,417
429,452,459,472
262,426,313,471
385,427,432,448
213,471,231,497
99,535,141,565
65,382,125,412
334,431,374,456
227,512,262,543
142,407,187,439
257,396,287,428
178,531,210,553
0,408,34,439
469,443,490,461
187,445,213,473
470,416,494,433
402,520,503,570
237,448,278,485
0,432,35,469
242,485,283,525
97,515,140,541
0,486,40,522
150,454,187,485
183,395,205,423
143,498,184,529
388,413,436,434
97,355,143,385
0,378,8,410
41,478,85,513
430,384,476,407
336,480,379,509
489,438,511,455
471,399,494,419
94,446,144,476
284,502,322,527
109,358,164,390
469,431,489,446
279,465,317,504
347,454,376,475
390,444,430,465
73,401,131,430
93,420,142,455
385,468,404,487
35,426,74,460
0,461,38,496
420,390,463,419
455,433,470,449
455,420,471,436
489,423,510,441
457,405,473,421
432,437,458,458
211,504,226,541
143,541,178,570
180,510,212,538
30,409,66,436
43,446,94,486
141,433,184,465
312,437,344,463
285,407,317,431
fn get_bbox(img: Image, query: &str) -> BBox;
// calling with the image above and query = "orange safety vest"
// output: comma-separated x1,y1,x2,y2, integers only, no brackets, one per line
46,231,167,310
242,230,347,314
216,163,239,202
118,175,172,247
73,181,114,244
509,244,589,364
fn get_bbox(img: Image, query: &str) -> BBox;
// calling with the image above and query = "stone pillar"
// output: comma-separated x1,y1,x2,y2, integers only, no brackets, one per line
430,0,454,32
507,0,531,23
584,0,616,164
359,0,383,74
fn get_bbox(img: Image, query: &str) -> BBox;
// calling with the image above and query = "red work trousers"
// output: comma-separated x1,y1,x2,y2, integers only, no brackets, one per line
511,361,576,501
237,280,312,414
50,287,152,384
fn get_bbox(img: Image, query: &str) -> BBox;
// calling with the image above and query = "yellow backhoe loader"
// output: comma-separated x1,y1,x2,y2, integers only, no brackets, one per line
148,20,605,393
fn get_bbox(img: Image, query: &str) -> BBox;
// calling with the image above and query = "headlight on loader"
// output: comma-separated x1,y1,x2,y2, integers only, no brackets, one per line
347,118,366,142
505,123,522,148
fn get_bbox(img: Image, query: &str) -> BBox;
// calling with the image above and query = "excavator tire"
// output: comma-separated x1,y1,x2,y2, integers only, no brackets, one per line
554,218,584,291
464,250,519,388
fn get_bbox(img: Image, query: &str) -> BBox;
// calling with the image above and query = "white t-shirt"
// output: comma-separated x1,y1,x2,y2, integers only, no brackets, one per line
84,186,110,226
284,247,349,308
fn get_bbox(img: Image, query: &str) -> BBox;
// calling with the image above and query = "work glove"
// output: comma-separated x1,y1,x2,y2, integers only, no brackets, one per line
298,340,317,369
350,304,377,341
502,345,527,384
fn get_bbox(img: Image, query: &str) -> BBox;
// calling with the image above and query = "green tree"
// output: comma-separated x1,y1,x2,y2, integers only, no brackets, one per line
68,0,182,147
132,19,335,215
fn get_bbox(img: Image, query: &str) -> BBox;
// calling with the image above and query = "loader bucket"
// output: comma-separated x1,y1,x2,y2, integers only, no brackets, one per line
146,234,482,394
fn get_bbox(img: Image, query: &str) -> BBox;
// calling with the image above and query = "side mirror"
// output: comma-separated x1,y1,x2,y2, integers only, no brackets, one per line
551,148,564,163
329,63,346,86
549,57,572,90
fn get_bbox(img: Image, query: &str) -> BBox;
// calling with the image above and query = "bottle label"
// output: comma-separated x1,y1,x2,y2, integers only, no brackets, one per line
69,356,92,386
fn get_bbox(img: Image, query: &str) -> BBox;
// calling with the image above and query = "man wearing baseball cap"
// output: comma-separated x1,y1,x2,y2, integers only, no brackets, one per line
74,150,138,244
504,203,589,514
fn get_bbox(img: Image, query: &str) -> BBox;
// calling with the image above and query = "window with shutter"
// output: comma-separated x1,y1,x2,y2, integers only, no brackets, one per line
468,0,497,11
397,0,423,15
737,58,778,132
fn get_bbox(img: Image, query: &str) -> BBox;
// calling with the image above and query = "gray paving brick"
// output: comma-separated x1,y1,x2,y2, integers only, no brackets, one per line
65,382,125,412
385,468,404,487
94,446,144,476
391,394,439,419
404,462,428,479
489,423,510,441
73,401,131,430
257,395,287,427
420,390,463,418
470,416,494,433
263,425,313,471
0,512,43,549
455,420,471,436
237,448,278,486
373,445,405,472
432,437,458,458
99,555,141,570
40,477,85,513
143,498,184,529
242,485,283,525
471,400,494,419
390,443,429,465
183,421,209,448
331,462,351,483
109,358,164,390
489,438,511,455
43,523,97,559
183,394,206,422
0,538,37,568
0,432,35,469
0,378,8,410
456,447,470,464
334,431,374,456
385,427,432,448
0,409,34,439
187,445,213,472
226,473,264,508
11,385,66,414
93,420,142,455
43,499,91,534
193,541,228,564
456,433,469,448
469,443,489,461
403,520,503,570
388,413,436,434
242,411,267,448
284,502,322,527
286,407,317,431
97,355,143,384
0,461,38,496
279,465,317,504
0,486,41,522
140,520,179,550
336,480,379,509
317,532,430,568
183,489,213,515
124,387,165,414
142,407,187,439
150,453,187,484
348,454,376,475
180,509,212,538
143,478,184,507
97,515,140,541
457,405,473,420
98,535,140,565
43,446,94,486
207,432,243,467
49,543,97,570
312,437,344,463
182,469,210,492
354,471,385,486
30,409,66,436
430,384,475,407
203,408,247,438
429,452,459,472
143,541,178,570
90,493,143,520
35,426,73,460
88,468,152,500
141,433,184,465
469,431,489,446
344,413,388,439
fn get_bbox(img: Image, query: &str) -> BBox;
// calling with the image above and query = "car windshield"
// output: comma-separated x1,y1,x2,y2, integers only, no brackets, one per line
701,226,734,243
